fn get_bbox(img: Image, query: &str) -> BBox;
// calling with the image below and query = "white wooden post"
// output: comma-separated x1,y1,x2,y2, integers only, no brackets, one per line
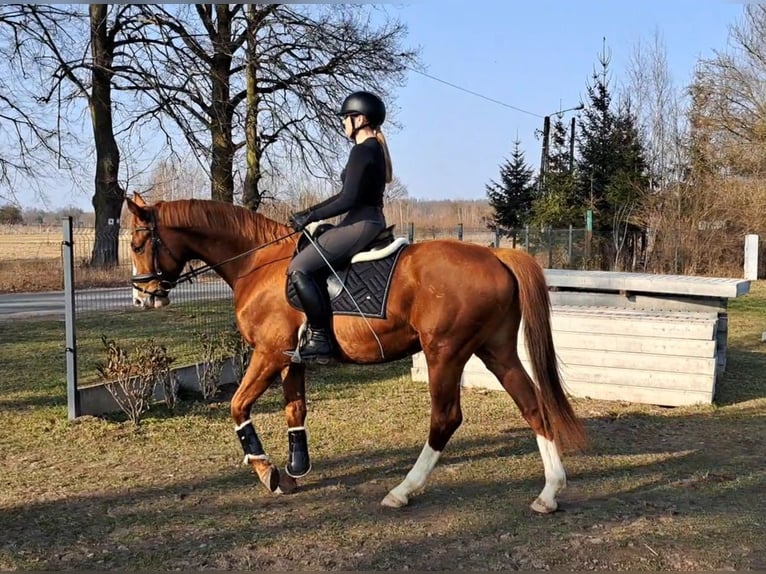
744,234,759,280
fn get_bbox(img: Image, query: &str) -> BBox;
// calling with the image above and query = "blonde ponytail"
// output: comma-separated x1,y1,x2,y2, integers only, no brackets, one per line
375,130,393,184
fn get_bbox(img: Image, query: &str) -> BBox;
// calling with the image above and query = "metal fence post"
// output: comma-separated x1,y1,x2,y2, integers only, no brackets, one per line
568,224,573,267
457,222,463,241
524,225,529,251
408,222,414,243
493,228,500,248
547,226,553,268
62,217,80,420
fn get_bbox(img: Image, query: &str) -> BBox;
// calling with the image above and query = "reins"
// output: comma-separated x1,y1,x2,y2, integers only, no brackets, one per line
170,230,300,288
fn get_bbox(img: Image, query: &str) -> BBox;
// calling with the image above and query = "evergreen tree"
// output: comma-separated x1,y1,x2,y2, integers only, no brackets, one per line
576,49,616,233
576,41,649,268
486,139,536,231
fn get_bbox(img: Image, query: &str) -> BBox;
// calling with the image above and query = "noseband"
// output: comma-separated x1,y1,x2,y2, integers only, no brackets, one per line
130,212,184,298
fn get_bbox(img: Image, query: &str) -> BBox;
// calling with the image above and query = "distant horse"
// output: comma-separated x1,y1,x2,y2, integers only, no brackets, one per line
126,194,587,511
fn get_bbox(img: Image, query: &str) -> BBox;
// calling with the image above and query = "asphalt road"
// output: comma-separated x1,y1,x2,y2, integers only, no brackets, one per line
0,280,231,321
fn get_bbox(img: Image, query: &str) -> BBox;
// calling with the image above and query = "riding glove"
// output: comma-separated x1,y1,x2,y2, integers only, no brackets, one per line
290,210,314,232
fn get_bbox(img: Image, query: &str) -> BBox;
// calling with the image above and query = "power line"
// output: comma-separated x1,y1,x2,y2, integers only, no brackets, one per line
406,66,544,118
294,9,544,118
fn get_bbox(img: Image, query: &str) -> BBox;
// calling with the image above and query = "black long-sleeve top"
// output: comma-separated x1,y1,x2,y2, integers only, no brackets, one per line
309,137,387,224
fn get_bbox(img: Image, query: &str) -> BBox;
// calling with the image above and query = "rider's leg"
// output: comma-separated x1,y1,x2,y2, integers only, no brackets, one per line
287,267,336,363
287,220,386,363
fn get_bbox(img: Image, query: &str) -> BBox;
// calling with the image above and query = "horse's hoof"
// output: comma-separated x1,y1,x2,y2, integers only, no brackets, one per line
277,472,299,495
381,491,408,508
531,497,558,514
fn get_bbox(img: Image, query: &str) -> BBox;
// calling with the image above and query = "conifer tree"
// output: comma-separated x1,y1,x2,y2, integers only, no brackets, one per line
486,139,536,231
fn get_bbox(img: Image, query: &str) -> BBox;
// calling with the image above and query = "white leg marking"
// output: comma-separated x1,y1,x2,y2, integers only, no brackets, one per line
381,442,441,508
531,434,566,513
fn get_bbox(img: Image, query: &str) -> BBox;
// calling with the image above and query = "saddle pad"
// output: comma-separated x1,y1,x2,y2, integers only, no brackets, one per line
286,243,406,319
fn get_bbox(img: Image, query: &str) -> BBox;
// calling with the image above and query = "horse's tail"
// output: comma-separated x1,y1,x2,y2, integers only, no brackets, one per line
492,248,588,453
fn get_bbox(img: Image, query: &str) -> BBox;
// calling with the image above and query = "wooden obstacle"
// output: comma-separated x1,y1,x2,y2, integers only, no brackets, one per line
411,270,750,407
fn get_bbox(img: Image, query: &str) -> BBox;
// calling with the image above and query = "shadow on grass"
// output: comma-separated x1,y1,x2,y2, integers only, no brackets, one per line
714,348,766,405
1,406,763,570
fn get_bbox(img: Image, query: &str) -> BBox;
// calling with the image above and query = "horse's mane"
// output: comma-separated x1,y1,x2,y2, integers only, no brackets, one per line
156,199,291,245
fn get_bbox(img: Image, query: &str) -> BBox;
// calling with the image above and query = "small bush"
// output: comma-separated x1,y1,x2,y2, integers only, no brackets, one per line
96,335,176,425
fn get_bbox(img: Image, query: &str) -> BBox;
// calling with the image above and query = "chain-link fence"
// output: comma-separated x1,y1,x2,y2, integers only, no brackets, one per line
405,223,592,269
58,220,236,410
1,216,755,417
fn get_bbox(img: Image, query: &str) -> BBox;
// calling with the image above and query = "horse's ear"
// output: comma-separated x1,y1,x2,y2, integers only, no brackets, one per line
125,195,150,222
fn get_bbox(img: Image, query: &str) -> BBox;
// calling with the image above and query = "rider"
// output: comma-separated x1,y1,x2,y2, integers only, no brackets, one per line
287,90,393,364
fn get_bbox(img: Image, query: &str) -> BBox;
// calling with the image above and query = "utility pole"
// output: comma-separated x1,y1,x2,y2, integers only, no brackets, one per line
569,116,576,172
538,115,551,193
538,103,583,194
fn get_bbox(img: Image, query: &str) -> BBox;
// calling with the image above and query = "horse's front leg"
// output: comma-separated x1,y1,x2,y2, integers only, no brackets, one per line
281,362,311,479
230,349,297,495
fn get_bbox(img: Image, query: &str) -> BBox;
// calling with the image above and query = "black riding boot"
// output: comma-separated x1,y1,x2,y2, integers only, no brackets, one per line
289,270,337,364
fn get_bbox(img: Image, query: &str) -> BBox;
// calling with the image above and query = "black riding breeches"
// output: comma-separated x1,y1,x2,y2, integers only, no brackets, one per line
288,218,386,277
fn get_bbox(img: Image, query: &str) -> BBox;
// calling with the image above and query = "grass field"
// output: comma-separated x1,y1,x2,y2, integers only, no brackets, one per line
1,281,764,569
0,230,134,293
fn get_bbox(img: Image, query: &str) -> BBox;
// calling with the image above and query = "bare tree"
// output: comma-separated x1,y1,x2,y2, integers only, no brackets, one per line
695,5,766,175
0,5,77,205
625,29,687,270
2,4,154,267
126,4,418,209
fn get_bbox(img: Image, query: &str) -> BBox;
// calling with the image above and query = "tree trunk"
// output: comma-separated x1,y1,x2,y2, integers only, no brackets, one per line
242,4,262,211
209,4,234,203
89,4,123,268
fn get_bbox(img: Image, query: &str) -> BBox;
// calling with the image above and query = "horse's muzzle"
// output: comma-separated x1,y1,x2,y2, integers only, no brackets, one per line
132,278,172,309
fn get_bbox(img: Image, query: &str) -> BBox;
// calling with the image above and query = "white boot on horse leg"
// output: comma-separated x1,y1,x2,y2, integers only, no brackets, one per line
531,434,567,514
381,442,442,508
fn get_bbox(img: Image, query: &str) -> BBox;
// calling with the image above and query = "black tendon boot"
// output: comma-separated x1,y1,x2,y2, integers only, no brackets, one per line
289,270,337,364
286,427,311,478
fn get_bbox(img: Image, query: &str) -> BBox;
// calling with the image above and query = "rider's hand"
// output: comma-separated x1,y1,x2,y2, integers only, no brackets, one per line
289,210,313,232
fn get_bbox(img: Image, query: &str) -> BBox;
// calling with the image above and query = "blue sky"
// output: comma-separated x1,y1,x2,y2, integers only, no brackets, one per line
389,0,742,202
15,0,743,210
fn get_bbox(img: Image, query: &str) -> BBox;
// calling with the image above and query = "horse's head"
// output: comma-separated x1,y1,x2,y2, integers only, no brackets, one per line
126,193,187,309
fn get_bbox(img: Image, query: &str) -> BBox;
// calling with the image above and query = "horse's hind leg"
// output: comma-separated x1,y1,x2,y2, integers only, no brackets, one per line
382,353,465,508
477,344,566,514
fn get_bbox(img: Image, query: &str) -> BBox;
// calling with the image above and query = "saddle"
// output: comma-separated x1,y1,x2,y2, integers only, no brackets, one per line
286,222,409,319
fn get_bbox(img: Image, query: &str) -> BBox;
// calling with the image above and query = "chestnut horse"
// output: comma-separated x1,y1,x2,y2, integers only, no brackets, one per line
126,194,587,511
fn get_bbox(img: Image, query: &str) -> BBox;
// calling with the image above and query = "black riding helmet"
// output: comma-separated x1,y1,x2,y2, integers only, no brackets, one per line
338,91,386,128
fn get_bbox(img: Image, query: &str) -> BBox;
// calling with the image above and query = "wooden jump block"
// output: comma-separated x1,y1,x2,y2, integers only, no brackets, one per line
411,304,722,408
412,269,749,408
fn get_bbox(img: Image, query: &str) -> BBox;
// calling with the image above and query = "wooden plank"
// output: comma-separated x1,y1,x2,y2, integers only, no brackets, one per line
552,305,719,322
550,314,717,340
545,331,716,357
549,291,728,313
462,349,717,376
543,269,750,298
413,367,714,407
460,365,714,393
554,380,713,407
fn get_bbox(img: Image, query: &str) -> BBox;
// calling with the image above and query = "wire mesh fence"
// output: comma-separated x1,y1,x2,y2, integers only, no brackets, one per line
58,220,592,392
3,216,753,417
61,222,236,389
405,223,592,269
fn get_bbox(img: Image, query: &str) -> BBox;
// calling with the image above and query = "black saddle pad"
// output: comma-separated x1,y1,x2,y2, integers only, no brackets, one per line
286,227,407,320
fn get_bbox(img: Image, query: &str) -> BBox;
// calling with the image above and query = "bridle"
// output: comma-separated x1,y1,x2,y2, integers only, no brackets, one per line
130,210,300,299
130,210,189,299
